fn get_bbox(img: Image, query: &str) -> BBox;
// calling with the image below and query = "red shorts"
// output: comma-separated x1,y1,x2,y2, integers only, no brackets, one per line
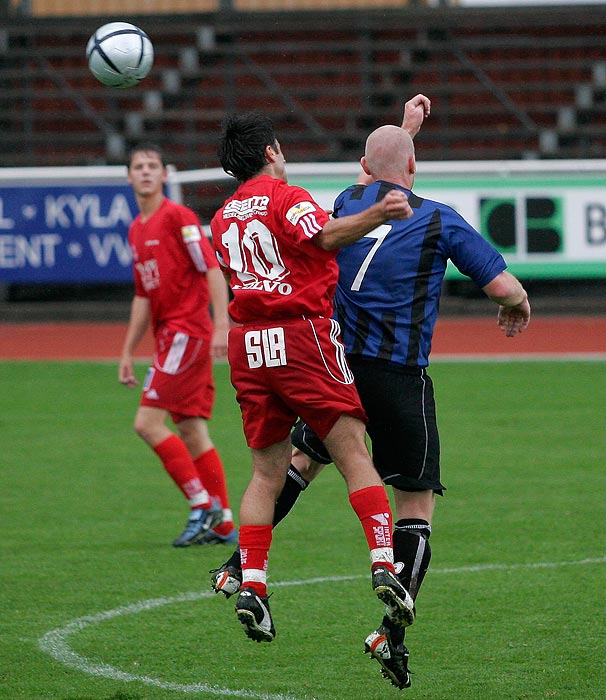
140,327,215,423
228,317,366,449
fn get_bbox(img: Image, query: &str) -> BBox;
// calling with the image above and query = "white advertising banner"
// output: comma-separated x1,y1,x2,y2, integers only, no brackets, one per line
287,161,606,279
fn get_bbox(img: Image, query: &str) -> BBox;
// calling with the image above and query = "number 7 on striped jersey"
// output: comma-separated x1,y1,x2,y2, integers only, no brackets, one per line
350,224,391,291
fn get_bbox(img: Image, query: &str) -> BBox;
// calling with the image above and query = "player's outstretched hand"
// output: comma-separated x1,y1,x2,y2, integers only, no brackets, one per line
211,326,229,360
119,356,138,388
402,94,431,138
497,299,531,337
382,189,413,220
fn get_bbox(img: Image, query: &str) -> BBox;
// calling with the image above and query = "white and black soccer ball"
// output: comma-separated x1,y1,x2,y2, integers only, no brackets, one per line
86,22,154,88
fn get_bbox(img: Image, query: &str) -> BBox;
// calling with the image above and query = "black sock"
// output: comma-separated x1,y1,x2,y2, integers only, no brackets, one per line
273,464,309,526
393,518,432,600
379,519,432,645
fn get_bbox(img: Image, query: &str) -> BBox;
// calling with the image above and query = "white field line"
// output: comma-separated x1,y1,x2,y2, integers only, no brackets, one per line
38,556,606,699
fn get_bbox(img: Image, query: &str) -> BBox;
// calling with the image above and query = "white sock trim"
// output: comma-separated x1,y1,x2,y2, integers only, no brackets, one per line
242,568,267,585
188,490,210,507
370,547,394,566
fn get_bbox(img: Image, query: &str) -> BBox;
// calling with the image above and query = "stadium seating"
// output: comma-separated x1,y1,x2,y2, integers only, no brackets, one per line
1,4,606,170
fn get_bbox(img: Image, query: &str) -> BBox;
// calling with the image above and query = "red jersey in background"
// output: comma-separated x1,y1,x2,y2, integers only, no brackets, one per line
129,197,218,338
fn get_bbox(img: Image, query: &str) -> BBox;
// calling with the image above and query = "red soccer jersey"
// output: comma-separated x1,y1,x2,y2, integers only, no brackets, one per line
129,198,218,338
210,174,337,324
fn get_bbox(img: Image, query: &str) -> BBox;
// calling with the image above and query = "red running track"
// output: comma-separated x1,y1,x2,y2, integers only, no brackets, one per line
1,316,605,360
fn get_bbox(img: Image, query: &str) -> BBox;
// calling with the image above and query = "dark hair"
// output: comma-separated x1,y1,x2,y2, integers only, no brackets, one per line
218,112,277,182
128,143,165,168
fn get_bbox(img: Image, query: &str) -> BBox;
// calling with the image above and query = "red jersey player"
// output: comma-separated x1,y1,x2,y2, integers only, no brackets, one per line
210,113,415,643
119,143,236,548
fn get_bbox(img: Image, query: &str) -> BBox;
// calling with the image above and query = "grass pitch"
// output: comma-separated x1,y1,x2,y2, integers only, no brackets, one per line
1,359,605,700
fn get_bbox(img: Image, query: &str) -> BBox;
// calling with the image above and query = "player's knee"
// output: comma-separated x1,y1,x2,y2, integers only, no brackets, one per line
323,414,367,455
133,415,152,442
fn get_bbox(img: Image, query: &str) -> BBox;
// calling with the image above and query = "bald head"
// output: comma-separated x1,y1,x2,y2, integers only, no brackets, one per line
362,125,415,186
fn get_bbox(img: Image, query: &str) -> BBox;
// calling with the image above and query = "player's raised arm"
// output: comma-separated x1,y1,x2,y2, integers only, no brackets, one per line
356,93,430,185
401,93,431,138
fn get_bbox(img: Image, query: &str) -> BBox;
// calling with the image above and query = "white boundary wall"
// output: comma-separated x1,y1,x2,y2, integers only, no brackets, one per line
1,159,606,282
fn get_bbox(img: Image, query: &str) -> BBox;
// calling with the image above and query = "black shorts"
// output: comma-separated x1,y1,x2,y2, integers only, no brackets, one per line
291,355,445,494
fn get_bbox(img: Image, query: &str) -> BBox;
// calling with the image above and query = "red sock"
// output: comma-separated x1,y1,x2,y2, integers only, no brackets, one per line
194,447,234,534
153,435,211,508
239,524,273,598
349,486,395,573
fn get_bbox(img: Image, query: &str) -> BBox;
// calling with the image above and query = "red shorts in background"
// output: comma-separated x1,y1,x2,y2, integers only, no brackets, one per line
228,316,366,449
141,327,215,423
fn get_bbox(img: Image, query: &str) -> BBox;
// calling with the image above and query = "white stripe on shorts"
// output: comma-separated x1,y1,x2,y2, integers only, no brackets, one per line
306,318,354,385
329,318,354,383
161,332,189,375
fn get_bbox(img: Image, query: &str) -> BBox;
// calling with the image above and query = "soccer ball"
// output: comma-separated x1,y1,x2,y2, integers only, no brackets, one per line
86,22,154,88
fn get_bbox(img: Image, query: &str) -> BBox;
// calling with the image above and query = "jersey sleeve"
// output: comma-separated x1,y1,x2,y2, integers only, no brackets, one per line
279,184,331,242
199,227,220,270
175,206,217,273
444,206,507,287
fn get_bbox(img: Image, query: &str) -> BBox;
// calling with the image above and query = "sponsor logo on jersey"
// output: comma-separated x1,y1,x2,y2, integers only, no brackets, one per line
144,239,160,247
285,201,316,225
223,196,270,220
135,259,160,291
286,202,323,238
232,279,293,294
181,225,202,243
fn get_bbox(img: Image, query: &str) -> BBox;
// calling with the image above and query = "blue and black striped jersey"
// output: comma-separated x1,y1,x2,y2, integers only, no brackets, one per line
333,181,507,367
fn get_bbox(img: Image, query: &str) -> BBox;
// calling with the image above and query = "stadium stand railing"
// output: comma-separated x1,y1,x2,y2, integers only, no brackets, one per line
15,0,423,15
3,2,606,315
1,4,606,172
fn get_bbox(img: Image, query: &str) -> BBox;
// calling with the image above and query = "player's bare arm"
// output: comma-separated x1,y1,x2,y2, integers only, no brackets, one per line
356,94,431,186
119,295,151,387
315,189,412,250
401,94,431,138
482,271,531,337
207,267,230,359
